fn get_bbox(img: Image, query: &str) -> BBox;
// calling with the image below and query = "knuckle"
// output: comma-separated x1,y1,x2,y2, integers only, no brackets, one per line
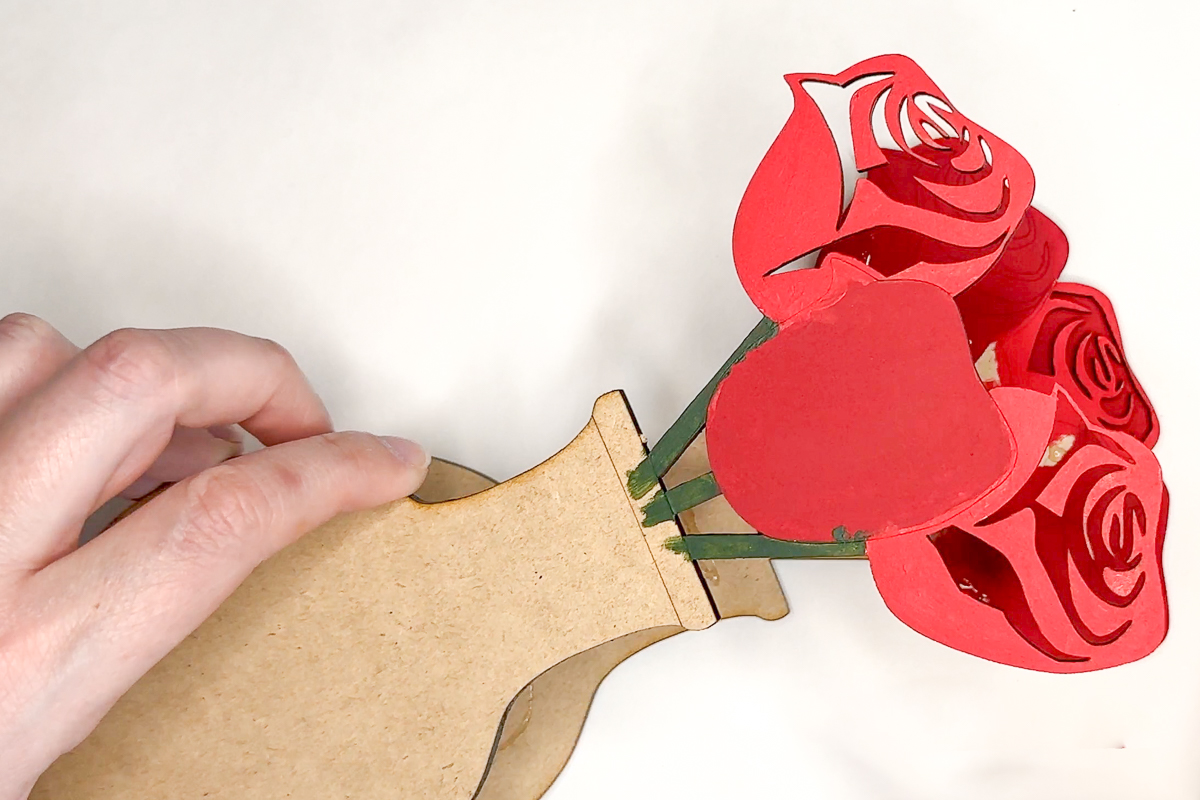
257,337,311,387
81,329,177,401
0,312,60,354
170,466,277,563
311,431,395,482
316,430,379,465
0,628,39,723
0,603,78,721
257,336,296,367
249,335,300,377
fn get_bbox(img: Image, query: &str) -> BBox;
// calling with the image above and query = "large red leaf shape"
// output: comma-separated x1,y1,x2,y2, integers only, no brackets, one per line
706,277,1015,542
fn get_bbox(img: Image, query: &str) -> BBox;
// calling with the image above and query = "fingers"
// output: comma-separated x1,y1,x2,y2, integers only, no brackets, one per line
0,317,245,509
0,328,333,572
11,430,428,769
120,425,244,500
0,313,78,416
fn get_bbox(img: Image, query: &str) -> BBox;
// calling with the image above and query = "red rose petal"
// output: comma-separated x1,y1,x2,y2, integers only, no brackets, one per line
955,207,1070,359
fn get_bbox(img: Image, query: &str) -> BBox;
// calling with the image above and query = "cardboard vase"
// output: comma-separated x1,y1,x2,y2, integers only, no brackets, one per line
34,392,787,799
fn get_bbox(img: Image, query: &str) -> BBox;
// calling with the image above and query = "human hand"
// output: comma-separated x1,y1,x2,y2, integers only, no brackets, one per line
0,316,430,799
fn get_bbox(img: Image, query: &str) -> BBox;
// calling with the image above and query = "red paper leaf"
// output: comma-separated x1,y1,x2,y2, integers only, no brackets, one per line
705,278,1015,542
867,388,1169,672
994,282,1159,446
732,54,1035,323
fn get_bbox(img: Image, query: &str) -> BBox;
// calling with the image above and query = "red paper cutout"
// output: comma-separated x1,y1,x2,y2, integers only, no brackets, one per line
993,283,1159,446
955,207,1069,359
867,388,1168,672
679,53,1169,672
732,54,1036,323
705,277,1015,542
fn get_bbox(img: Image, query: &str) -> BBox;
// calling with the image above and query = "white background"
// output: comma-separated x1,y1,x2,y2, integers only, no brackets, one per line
2,2,1197,798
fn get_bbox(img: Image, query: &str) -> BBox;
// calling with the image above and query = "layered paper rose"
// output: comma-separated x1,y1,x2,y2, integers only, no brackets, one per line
987,282,1160,446
731,54,1035,322
868,387,1167,672
705,54,1168,671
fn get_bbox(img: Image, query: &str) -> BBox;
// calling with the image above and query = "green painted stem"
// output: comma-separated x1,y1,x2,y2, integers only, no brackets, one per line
628,316,779,499
665,534,867,561
641,472,721,527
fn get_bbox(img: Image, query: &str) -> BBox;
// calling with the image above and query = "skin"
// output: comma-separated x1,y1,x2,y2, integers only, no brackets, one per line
0,314,430,799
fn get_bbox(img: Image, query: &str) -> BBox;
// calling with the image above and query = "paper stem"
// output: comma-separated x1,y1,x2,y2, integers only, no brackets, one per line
665,534,867,561
628,316,779,499
641,472,721,527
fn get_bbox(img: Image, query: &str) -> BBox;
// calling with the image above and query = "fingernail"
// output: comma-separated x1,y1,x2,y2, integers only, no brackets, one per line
208,424,244,446
379,436,431,470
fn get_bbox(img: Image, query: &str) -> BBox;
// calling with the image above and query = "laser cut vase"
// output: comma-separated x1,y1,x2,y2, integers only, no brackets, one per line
33,392,783,800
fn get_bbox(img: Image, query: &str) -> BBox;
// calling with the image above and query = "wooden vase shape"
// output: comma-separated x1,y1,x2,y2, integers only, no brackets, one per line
34,392,786,799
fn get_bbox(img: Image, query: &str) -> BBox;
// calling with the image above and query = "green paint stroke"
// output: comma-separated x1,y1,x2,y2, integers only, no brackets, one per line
832,526,868,543
627,316,779,500
641,472,722,527
641,491,675,528
665,534,867,561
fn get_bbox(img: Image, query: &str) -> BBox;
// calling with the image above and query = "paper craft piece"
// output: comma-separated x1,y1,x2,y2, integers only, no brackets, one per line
706,277,1015,542
955,207,1070,358
867,387,1168,672
35,393,718,800
656,53,1167,672
479,438,788,800
413,463,680,800
988,282,1160,446
665,433,790,620
478,628,677,800
732,54,1036,323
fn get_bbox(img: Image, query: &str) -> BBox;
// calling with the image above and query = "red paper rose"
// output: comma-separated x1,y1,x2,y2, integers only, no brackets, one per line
993,283,1159,446
732,54,1035,322
867,387,1168,672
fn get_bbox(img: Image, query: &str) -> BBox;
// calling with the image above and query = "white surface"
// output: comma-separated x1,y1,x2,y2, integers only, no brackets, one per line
2,2,1196,798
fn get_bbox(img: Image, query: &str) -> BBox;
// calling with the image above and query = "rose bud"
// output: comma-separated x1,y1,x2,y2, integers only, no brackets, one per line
992,282,1160,447
867,387,1169,672
732,54,1036,323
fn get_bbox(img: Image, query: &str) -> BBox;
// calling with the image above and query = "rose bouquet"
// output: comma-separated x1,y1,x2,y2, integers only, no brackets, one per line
641,55,1168,673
